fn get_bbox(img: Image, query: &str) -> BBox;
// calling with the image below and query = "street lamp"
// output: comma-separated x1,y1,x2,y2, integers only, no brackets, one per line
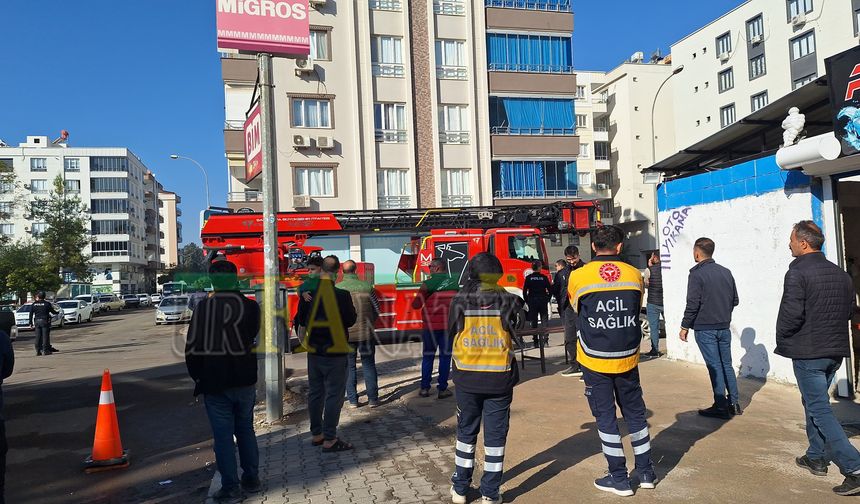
169,154,211,209
647,64,684,248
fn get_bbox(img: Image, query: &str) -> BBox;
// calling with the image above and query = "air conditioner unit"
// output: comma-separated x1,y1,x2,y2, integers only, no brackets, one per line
309,0,327,7
293,195,311,209
295,57,315,74
596,183,609,190
315,135,335,149
750,34,764,45
791,14,806,26
718,51,730,62
292,134,311,148
24,226,30,232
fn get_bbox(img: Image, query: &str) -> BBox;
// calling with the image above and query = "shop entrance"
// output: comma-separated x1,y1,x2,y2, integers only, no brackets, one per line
837,177,860,393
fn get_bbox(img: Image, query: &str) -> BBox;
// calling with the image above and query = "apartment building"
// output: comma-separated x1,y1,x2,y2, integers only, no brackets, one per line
158,191,182,270
0,135,176,294
220,0,586,276
671,0,859,149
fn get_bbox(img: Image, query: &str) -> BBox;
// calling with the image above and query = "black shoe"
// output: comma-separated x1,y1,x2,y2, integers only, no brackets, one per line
48,346,59,353
729,402,743,416
697,405,732,420
438,389,452,399
795,455,828,476
834,474,860,496
42,349,53,356
561,366,583,377
212,486,242,503
241,475,262,494
645,348,661,357
35,351,42,356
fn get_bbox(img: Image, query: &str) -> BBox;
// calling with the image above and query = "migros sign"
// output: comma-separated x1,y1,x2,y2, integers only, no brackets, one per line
217,0,307,20
216,0,310,56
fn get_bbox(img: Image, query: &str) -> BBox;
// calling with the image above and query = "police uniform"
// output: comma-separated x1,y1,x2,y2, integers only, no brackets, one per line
30,299,58,356
568,255,655,487
449,284,523,501
522,270,551,329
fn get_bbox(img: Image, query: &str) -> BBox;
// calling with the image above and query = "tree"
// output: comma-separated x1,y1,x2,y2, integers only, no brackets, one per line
0,240,59,302
179,243,206,273
0,159,18,244
30,176,92,281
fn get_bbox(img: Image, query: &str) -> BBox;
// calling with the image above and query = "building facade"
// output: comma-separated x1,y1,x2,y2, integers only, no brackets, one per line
158,191,182,270
0,135,176,294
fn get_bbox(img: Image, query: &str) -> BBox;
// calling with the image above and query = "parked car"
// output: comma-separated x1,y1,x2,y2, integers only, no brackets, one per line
137,293,151,307
98,294,125,312
121,294,141,309
75,294,102,314
155,296,193,325
15,303,64,330
58,300,94,324
0,310,18,342
150,293,162,304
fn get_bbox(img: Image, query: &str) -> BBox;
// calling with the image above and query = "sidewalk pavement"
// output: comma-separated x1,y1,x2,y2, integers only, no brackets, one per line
209,334,860,503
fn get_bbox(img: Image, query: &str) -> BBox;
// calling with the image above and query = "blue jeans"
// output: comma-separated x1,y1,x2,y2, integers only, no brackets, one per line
421,329,452,391
203,386,259,491
645,303,663,351
794,358,860,474
452,389,512,500
308,354,348,440
347,340,378,404
694,329,739,407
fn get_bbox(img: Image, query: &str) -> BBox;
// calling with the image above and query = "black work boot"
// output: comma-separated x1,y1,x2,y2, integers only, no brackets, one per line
795,455,828,476
698,404,731,420
833,474,860,496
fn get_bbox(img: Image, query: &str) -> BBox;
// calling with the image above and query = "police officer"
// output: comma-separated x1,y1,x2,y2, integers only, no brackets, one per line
449,253,524,504
30,292,58,356
568,226,656,496
523,260,551,329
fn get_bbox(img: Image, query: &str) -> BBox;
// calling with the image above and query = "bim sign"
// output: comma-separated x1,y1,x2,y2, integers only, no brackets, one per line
216,0,310,56
826,45,860,156
244,102,263,182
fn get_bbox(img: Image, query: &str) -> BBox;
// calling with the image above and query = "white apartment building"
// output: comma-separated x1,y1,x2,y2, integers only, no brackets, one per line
158,191,182,270
671,0,860,149
0,135,176,294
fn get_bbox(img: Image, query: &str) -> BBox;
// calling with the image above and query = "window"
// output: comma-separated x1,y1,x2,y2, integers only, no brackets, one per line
310,30,330,60
716,32,732,56
439,105,470,143
793,73,817,89
30,158,47,171
90,157,128,172
720,104,736,128
749,54,766,79
576,114,588,128
92,219,130,235
507,235,546,263
0,202,11,215
718,68,734,93
435,40,467,79
91,177,129,193
291,98,331,128
486,33,572,73
64,158,80,172
577,172,592,186
295,167,335,197
64,179,81,193
374,103,407,142
371,36,404,77
578,143,590,158
377,169,410,209
790,31,815,60
434,0,466,15
489,97,575,135
576,85,586,99
492,160,577,198
369,0,401,10
788,0,813,19
30,179,49,193
747,15,764,41
31,222,48,237
0,224,13,236
594,141,610,160
91,199,130,214
595,118,609,132
92,241,130,257
751,91,769,112
441,169,471,206
0,181,12,193
484,0,572,12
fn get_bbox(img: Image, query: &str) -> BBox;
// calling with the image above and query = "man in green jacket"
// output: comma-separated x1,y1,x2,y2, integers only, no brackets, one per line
337,260,381,408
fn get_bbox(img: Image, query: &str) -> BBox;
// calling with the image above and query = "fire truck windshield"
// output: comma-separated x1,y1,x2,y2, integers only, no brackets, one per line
507,235,546,265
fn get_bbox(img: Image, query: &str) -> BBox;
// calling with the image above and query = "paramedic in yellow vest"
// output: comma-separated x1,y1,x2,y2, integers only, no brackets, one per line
568,225,657,497
449,253,524,504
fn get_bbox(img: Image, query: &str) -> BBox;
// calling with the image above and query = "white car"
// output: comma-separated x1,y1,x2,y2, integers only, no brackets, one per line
15,303,64,330
75,294,102,314
58,300,94,324
155,296,193,325
137,293,151,307
150,293,162,304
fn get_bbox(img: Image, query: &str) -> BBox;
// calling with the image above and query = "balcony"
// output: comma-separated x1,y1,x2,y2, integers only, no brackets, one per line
378,195,411,209
488,70,575,93
146,243,157,251
494,189,578,199
369,0,402,10
224,129,244,153
491,132,580,157
594,158,611,171
227,191,263,202
375,129,408,143
440,131,470,144
372,63,405,78
485,0,572,11
436,66,468,80
442,195,472,206
486,2,574,32
593,129,609,142
434,0,466,15
224,119,244,130
221,57,257,84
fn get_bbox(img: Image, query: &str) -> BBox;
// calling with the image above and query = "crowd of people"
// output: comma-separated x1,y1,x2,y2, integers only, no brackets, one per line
183,220,860,503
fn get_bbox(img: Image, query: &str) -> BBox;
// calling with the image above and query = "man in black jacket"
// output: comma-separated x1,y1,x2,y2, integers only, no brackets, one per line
554,245,586,377
29,292,58,356
523,260,551,329
186,260,261,503
679,238,740,420
295,255,357,453
776,221,860,496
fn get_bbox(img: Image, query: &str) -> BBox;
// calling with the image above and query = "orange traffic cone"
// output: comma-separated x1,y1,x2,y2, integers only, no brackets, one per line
84,369,129,473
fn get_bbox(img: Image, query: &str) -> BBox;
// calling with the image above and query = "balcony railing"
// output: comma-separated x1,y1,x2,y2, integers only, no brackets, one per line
369,0,402,10
442,195,472,206
440,131,471,144
219,52,256,60
437,66,468,80
378,195,411,209
488,63,573,74
372,62,405,78
227,191,263,202
495,189,578,199
484,0,573,12
375,129,408,143
491,126,576,136
224,119,244,130
595,155,610,161
594,126,609,132
434,0,466,15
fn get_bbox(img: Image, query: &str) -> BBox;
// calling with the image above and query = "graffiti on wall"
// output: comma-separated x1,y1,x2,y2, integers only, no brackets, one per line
659,207,692,270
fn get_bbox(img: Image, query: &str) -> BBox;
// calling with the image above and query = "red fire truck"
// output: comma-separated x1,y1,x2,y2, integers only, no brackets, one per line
200,201,600,337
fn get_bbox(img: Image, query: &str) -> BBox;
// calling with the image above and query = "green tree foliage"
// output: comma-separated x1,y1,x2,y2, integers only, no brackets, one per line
179,243,206,273
0,159,18,243
0,240,60,302
30,176,92,281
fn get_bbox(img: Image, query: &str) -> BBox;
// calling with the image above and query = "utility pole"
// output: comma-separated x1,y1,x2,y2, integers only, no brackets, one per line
258,52,284,422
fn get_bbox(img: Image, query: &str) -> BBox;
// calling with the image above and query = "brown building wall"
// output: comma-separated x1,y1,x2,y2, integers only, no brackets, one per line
488,72,576,94
221,58,257,83
224,129,244,153
490,135,580,157
485,8,574,32
408,1,436,208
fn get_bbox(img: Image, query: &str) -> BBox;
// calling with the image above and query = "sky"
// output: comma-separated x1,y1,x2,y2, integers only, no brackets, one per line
0,0,744,245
